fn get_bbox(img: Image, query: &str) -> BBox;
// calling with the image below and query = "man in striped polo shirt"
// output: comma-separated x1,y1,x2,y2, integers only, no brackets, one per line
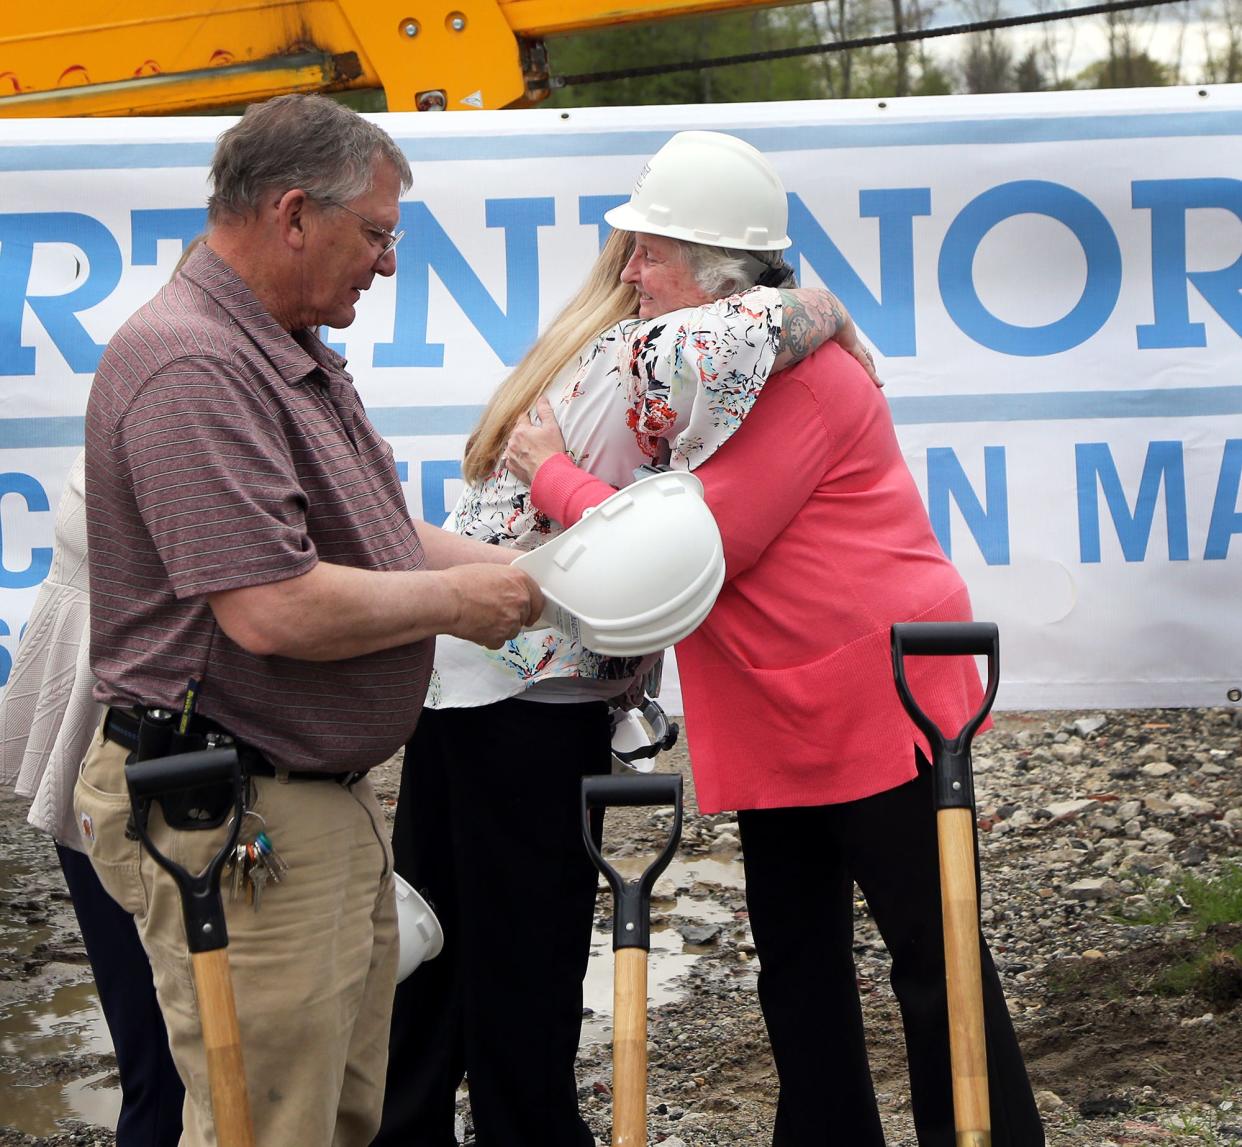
74,94,542,1147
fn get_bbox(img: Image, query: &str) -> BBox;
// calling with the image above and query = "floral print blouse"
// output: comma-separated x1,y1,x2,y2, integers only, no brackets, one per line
428,286,784,710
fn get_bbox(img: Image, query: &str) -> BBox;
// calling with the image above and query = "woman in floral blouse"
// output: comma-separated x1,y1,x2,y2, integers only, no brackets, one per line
376,223,874,1146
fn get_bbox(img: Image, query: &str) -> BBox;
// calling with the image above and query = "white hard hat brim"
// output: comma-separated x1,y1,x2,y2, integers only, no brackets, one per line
604,199,792,251
394,873,444,982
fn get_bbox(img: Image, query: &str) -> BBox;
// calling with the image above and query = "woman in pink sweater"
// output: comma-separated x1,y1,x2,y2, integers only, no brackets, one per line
506,134,1043,1147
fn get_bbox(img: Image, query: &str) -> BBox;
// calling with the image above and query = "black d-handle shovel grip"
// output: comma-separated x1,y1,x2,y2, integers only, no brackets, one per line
891,622,1000,811
583,774,682,810
125,747,243,954
581,773,683,952
125,748,244,799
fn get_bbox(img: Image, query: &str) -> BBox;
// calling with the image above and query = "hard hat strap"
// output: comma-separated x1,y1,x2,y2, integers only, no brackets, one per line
755,254,797,289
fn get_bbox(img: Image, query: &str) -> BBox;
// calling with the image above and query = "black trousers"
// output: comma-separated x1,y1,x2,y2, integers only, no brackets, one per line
374,698,611,1147
736,754,1044,1147
57,844,183,1147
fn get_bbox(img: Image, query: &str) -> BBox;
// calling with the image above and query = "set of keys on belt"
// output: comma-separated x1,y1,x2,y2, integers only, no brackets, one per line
224,812,288,910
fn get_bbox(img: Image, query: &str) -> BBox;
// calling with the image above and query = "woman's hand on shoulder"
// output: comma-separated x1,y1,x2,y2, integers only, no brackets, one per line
504,396,570,486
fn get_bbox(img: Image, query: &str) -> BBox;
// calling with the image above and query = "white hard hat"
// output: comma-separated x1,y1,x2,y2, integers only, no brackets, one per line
610,697,679,772
512,469,724,656
604,130,791,251
394,874,444,983
611,708,658,772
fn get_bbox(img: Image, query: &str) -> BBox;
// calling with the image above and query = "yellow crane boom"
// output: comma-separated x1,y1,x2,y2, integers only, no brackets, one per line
0,0,794,117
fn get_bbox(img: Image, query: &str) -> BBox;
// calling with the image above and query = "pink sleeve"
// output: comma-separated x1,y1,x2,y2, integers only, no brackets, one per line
534,345,846,580
529,451,618,527
693,365,829,580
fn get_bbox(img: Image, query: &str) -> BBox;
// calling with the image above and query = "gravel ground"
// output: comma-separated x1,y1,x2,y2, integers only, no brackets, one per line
2,707,1240,1145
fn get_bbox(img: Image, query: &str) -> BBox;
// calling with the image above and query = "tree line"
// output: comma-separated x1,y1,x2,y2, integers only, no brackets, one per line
535,0,1240,104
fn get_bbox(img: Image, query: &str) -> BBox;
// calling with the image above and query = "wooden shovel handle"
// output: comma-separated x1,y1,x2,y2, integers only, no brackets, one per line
612,947,649,1146
938,807,991,1147
191,948,256,1147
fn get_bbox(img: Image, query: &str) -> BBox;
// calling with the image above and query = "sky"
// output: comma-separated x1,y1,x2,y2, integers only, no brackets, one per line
933,2,1223,83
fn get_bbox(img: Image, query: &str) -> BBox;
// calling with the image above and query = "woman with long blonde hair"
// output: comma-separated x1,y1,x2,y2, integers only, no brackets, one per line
378,200,872,1145
461,229,638,486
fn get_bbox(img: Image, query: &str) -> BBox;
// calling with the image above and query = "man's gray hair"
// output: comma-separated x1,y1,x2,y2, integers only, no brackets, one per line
207,93,413,224
678,240,798,298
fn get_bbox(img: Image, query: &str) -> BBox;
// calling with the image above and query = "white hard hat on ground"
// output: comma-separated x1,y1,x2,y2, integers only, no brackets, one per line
394,873,444,982
604,130,791,251
512,469,724,657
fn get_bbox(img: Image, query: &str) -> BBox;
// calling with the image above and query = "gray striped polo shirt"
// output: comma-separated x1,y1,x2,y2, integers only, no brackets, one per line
84,244,432,774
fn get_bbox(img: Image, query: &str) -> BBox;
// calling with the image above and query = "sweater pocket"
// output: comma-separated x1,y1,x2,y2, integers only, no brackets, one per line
687,595,989,814
689,631,923,812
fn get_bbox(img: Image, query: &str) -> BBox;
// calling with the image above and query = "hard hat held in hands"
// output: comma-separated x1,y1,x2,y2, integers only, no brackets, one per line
513,470,725,656
604,130,792,252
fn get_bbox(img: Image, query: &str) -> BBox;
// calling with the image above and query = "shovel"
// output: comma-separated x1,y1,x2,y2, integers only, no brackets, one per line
125,746,256,1147
581,773,683,1147
891,621,1000,1147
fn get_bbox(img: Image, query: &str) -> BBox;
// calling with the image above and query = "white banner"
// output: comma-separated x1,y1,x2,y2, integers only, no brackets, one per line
0,86,1239,711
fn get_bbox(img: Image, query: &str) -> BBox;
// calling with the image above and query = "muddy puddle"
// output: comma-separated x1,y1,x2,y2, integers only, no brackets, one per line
0,842,747,1136
580,852,750,1046
0,789,120,1139
0,977,120,1136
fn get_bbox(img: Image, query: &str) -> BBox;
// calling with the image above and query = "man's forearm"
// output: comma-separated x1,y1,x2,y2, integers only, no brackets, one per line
208,558,539,660
207,562,461,659
415,519,516,569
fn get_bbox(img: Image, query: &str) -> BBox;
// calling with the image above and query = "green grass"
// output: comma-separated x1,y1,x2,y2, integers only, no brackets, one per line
1119,873,1181,926
1179,864,1242,931
1121,865,1242,1003
1160,1110,1233,1143
1119,864,1242,931
1152,942,1242,995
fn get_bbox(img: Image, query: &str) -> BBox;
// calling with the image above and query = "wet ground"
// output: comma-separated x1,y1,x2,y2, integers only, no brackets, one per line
2,708,1240,1145
0,787,120,1141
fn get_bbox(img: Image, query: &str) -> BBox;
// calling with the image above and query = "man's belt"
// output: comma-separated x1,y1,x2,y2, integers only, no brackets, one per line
102,707,366,786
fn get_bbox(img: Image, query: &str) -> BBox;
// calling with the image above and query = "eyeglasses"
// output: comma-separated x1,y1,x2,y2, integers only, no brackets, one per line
326,200,405,258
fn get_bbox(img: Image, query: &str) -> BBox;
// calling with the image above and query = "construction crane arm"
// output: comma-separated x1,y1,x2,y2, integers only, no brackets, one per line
0,0,794,117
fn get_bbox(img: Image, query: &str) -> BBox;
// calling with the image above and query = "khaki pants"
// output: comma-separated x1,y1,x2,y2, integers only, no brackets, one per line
73,726,398,1147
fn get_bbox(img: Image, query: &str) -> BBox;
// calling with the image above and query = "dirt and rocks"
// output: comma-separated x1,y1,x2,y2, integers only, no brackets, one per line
2,707,1240,1146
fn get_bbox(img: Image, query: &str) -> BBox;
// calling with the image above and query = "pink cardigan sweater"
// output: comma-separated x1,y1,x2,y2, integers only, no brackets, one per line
532,343,988,814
